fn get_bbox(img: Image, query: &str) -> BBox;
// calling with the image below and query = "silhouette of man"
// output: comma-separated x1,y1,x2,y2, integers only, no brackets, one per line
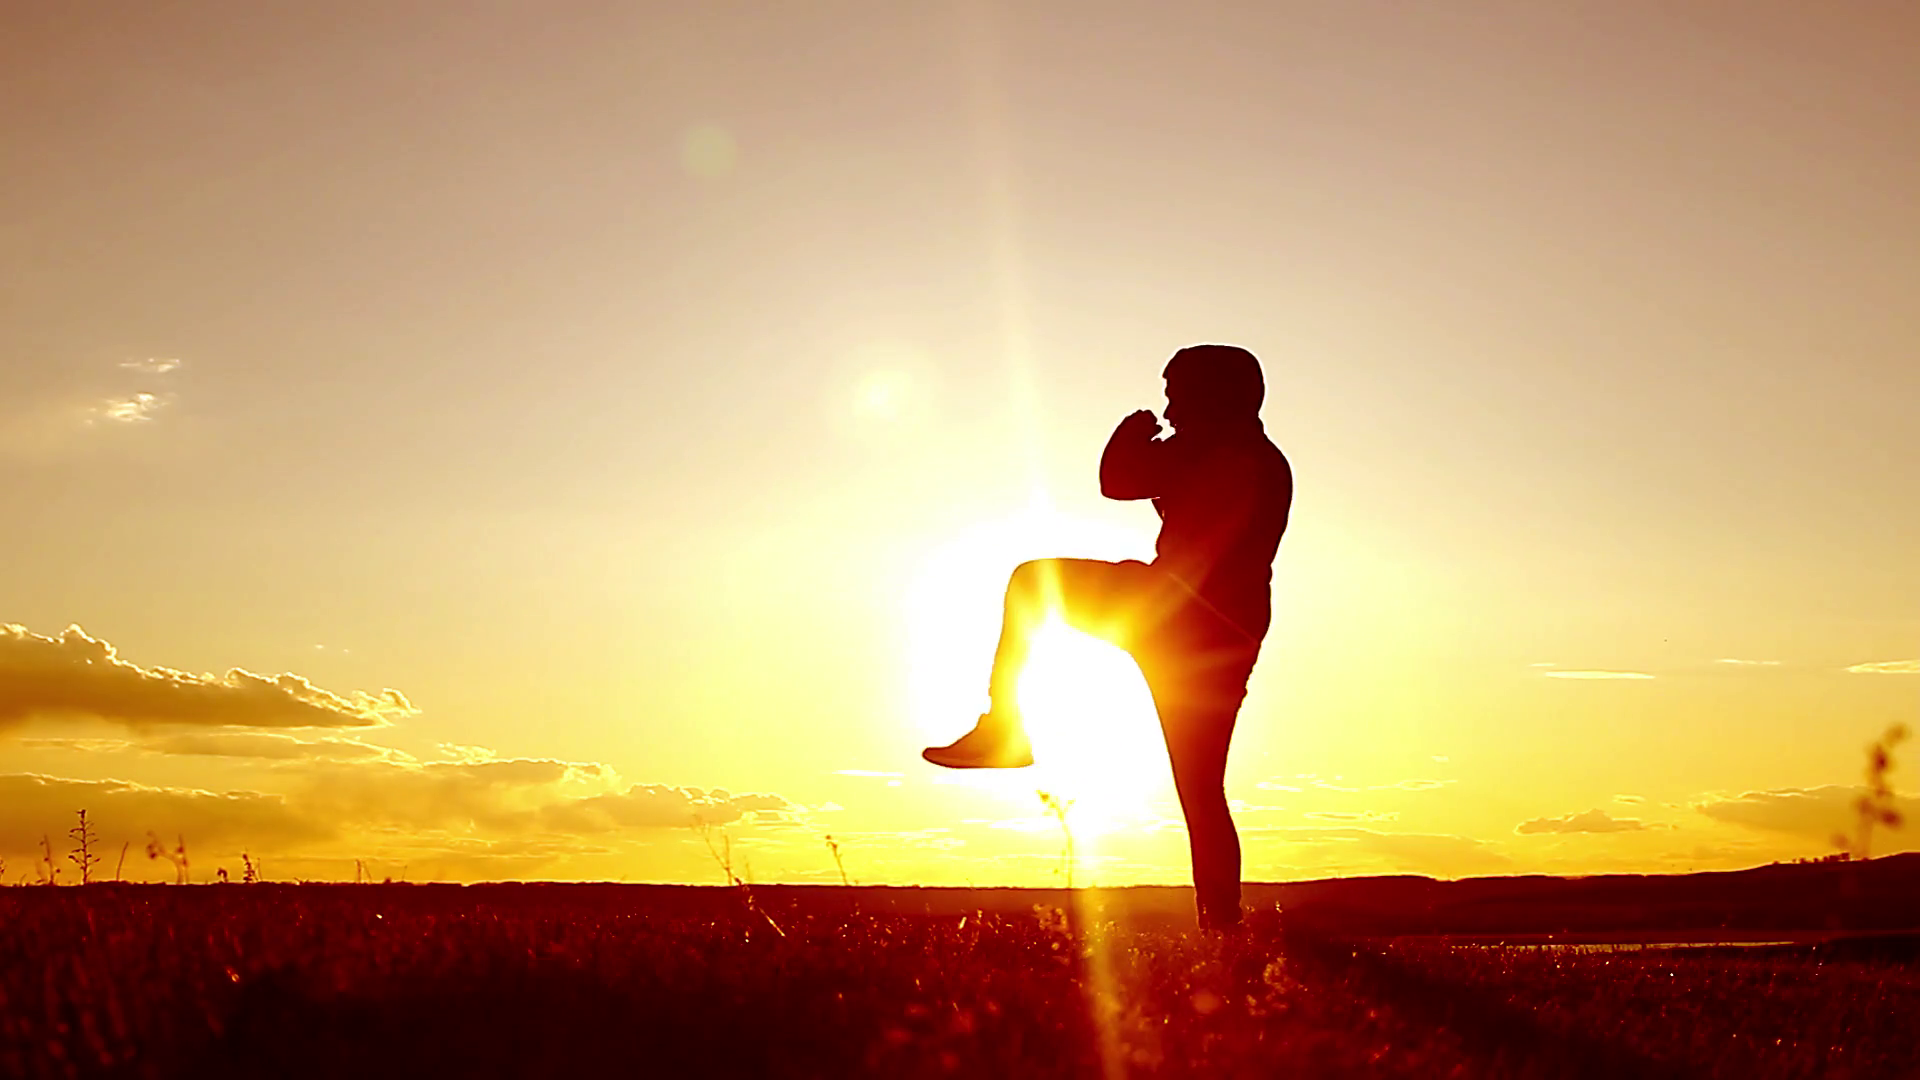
922,344,1293,929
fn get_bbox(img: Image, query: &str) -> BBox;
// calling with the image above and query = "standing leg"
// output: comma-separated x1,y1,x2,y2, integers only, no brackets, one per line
1157,698,1243,928
1141,618,1259,929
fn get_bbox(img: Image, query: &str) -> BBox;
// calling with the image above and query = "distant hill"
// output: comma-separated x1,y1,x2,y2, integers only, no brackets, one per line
268,853,1917,940
1245,852,1920,939
631,852,1920,939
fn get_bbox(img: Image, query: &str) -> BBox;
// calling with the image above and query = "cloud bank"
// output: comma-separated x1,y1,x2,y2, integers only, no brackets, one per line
1245,825,1511,874
0,624,413,731
0,753,804,880
1515,808,1650,835
1694,786,1920,839
95,393,171,424
1845,660,1920,675
0,773,329,853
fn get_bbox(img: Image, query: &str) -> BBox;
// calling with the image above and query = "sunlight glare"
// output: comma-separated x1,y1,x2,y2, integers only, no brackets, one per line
906,505,1170,834
853,369,910,420
1016,617,1168,830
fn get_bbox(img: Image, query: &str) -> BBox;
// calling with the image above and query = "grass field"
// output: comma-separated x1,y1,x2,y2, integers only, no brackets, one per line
5,882,1919,1078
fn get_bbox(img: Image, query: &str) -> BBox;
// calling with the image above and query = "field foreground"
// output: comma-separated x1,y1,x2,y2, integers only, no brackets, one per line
6,861,1920,1078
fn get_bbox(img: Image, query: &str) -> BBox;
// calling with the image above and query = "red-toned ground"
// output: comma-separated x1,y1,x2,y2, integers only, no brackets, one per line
6,861,1919,1078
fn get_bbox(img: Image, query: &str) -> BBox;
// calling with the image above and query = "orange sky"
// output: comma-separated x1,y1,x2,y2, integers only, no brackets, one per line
2,1,1916,885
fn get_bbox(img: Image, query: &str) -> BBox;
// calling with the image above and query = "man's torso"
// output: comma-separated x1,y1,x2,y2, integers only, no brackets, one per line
1149,432,1294,641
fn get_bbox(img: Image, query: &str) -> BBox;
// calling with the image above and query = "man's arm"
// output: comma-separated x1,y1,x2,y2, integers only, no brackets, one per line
1099,409,1168,500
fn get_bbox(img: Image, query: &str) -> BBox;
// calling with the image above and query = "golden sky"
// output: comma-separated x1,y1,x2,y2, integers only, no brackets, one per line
2,1,1916,885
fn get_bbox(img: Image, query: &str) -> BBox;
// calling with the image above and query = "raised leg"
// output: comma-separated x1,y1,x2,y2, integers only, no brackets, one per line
924,559,1158,769
983,558,1178,721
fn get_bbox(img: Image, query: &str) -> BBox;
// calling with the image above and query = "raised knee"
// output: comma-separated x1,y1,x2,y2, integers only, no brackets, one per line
1009,560,1050,592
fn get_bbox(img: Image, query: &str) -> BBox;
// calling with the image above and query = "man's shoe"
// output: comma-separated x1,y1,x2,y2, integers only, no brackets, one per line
922,716,1034,769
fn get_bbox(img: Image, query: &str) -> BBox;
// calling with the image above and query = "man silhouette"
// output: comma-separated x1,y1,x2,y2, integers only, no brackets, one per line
922,344,1293,930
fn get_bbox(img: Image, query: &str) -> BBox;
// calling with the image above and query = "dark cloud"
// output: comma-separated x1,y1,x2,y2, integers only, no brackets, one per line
0,624,413,731
1516,809,1651,835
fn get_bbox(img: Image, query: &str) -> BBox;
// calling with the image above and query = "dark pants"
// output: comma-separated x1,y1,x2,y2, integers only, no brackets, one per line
987,558,1262,923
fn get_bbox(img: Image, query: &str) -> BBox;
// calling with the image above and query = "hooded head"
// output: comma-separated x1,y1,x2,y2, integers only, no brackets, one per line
1161,344,1264,436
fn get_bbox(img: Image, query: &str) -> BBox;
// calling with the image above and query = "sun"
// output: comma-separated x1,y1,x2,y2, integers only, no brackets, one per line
905,504,1173,825
1014,617,1169,819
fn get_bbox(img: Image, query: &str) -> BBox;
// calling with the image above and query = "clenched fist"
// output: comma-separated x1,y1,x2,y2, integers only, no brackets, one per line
1115,409,1163,442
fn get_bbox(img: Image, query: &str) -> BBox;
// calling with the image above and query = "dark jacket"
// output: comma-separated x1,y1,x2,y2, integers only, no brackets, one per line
1099,420,1293,641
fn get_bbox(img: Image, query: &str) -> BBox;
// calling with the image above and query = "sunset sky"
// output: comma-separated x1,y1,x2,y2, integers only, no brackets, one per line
3,1,1915,886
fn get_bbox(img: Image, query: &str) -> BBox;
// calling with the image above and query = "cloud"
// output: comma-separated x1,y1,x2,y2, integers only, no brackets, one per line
0,773,331,855
1515,808,1650,835
1715,658,1782,666
1253,826,1510,874
16,737,136,753
1303,811,1399,823
140,732,402,762
1694,786,1920,839
435,742,496,763
298,758,608,833
1258,776,1453,793
814,828,963,852
94,393,173,423
0,358,184,459
1543,670,1655,680
18,732,404,763
1386,778,1453,791
554,784,801,832
1613,793,1645,804
281,753,802,839
118,358,181,375
1,750,810,880
0,624,413,731
1846,660,1920,675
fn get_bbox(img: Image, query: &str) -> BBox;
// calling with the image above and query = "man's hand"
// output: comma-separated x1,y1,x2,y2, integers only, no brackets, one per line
1101,410,1166,500
1115,409,1163,442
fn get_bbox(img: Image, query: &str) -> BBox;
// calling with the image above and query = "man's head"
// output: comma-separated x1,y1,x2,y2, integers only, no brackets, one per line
1162,344,1264,434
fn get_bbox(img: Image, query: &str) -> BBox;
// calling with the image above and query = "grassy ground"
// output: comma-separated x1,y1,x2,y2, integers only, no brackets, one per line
3,884,1915,1078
